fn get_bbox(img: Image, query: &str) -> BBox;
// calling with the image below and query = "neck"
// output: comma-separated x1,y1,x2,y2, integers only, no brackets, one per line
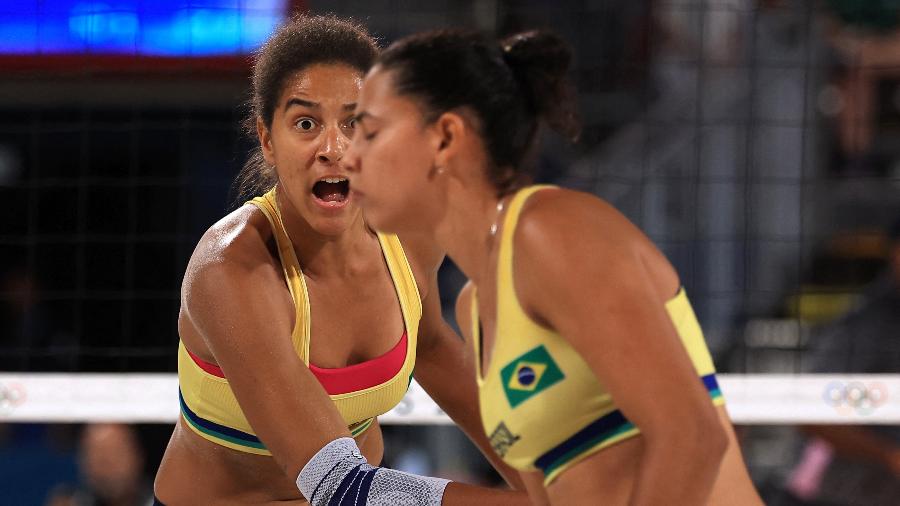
434,180,505,287
274,187,377,280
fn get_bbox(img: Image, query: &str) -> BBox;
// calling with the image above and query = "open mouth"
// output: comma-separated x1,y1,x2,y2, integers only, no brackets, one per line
312,177,350,205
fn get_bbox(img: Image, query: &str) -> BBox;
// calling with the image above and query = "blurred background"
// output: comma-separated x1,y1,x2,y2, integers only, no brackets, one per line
1,0,899,504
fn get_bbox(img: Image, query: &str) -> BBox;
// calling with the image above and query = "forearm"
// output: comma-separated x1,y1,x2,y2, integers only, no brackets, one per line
629,431,725,506
442,482,530,505
420,379,526,490
298,437,528,506
448,417,526,490
415,325,526,490
483,448,527,491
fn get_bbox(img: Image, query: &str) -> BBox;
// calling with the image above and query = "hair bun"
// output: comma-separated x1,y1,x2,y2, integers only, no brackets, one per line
501,30,580,141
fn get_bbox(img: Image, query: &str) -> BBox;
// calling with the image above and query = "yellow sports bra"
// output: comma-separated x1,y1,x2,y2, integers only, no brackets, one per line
472,185,724,484
177,188,422,455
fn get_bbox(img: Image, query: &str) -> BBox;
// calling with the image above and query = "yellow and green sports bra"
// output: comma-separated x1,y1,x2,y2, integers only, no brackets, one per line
471,185,724,485
177,188,422,455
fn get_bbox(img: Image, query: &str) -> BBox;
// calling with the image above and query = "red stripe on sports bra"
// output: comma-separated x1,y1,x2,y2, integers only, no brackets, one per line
186,332,408,395
309,331,408,395
186,348,225,377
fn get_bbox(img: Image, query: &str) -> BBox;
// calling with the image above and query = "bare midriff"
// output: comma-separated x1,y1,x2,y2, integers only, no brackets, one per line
545,407,762,506
155,417,384,506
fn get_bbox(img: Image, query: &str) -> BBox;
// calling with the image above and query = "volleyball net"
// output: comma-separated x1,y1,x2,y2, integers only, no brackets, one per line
2,373,898,425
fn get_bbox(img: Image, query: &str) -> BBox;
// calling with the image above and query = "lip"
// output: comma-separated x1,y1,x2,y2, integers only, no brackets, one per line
311,190,352,211
310,174,351,212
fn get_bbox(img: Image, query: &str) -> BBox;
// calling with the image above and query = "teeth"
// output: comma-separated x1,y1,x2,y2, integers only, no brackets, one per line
322,177,347,183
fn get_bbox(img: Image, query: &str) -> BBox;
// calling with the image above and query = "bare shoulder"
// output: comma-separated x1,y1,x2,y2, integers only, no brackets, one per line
515,187,643,259
188,205,274,270
182,204,285,319
513,187,678,307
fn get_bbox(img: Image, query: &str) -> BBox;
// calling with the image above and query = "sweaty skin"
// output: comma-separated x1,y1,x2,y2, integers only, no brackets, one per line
155,64,527,505
344,65,764,506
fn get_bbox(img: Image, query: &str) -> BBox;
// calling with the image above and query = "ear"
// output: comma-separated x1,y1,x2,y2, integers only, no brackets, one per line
431,111,468,171
257,117,276,167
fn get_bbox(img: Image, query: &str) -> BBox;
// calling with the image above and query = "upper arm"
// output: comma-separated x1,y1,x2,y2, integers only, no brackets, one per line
182,226,349,479
402,237,527,490
399,229,468,382
519,471,551,506
514,190,720,436
397,230,446,354
454,281,475,346
402,238,480,441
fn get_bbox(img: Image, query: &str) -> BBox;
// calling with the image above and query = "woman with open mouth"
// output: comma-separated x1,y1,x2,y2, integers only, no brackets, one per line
153,15,528,506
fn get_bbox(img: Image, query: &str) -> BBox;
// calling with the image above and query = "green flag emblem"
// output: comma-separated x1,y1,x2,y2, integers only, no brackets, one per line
500,345,564,408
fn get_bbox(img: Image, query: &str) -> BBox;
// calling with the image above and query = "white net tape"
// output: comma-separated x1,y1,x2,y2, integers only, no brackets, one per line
1,373,898,425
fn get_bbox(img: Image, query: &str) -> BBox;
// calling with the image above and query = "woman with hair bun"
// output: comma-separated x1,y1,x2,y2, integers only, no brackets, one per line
154,15,528,506
346,29,763,505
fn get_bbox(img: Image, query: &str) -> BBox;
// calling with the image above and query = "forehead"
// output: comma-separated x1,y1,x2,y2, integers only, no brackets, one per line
279,63,364,105
359,66,416,115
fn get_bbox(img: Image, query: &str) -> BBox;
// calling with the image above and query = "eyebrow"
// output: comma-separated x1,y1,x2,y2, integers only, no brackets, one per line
285,98,318,111
284,98,357,112
352,111,374,124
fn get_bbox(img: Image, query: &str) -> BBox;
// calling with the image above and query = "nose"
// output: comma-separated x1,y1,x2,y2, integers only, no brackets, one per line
317,124,348,164
344,133,361,173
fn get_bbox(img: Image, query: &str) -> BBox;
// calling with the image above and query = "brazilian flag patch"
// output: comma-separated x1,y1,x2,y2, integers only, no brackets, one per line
500,345,564,408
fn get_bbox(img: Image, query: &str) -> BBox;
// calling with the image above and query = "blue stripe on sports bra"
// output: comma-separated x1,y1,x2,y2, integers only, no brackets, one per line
179,390,265,449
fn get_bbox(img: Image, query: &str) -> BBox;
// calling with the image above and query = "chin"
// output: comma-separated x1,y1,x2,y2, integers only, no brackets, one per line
361,208,401,235
311,218,355,238
301,203,356,236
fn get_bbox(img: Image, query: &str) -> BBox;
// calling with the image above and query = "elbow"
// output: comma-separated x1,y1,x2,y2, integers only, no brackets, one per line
649,406,727,467
691,407,728,466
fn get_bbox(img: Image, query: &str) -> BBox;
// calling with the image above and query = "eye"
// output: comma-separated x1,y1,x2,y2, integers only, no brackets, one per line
346,117,357,129
295,117,318,131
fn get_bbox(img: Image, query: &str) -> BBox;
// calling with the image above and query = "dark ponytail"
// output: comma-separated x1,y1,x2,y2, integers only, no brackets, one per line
501,31,580,142
378,29,579,196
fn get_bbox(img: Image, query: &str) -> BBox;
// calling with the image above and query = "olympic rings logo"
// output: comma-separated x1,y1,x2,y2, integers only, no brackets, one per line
822,381,888,416
0,382,26,416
